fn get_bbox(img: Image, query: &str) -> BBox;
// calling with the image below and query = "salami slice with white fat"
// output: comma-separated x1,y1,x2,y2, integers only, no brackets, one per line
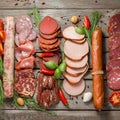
3,17,15,98
63,79,85,96
64,40,89,60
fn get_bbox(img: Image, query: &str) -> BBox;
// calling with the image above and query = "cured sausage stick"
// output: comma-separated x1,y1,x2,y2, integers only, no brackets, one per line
92,28,104,110
3,17,15,98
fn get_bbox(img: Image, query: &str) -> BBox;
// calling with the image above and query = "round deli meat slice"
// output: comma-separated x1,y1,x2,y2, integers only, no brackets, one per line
63,79,85,96
63,70,87,84
62,26,85,40
38,35,58,45
70,38,86,44
107,68,120,90
65,55,88,69
66,63,89,77
64,40,89,61
39,16,58,35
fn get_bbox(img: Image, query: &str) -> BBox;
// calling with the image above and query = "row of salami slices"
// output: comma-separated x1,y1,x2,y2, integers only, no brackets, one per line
14,15,37,98
106,14,120,90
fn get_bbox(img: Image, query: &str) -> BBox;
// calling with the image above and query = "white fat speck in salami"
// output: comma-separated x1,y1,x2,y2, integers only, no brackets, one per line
3,17,15,98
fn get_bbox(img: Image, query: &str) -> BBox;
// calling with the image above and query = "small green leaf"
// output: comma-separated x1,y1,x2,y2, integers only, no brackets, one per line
45,61,58,70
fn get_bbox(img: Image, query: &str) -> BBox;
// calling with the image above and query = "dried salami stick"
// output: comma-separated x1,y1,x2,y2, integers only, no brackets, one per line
92,28,104,110
3,17,15,98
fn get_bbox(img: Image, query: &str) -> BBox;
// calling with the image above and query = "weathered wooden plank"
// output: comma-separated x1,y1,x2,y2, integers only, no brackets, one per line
0,0,120,9
0,9,119,37
3,81,117,111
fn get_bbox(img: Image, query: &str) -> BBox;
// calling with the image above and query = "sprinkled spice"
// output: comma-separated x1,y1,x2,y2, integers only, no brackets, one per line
75,101,78,104
15,3,18,6
41,2,46,5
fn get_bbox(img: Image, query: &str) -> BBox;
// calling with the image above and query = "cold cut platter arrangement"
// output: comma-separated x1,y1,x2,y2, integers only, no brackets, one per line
0,7,120,115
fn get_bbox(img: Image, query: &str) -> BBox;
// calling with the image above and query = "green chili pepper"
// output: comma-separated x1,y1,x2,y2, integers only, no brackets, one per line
54,68,61,79
59,61,66,72
75,27,85,34
45,61,58,70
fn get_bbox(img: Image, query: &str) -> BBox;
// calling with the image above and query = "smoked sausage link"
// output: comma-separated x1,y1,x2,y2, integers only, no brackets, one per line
92,28,104,110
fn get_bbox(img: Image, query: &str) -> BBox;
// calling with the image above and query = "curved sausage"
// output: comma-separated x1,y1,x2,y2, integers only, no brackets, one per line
92,28,104,110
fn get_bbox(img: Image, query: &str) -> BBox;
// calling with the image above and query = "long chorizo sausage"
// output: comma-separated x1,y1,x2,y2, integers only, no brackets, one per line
3,17,15,98
92,28,104,110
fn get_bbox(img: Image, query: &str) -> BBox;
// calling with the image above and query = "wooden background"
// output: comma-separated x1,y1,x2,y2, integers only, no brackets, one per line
0,0,120,120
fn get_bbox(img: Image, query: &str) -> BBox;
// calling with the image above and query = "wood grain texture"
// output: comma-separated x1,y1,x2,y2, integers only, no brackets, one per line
0,0,120,119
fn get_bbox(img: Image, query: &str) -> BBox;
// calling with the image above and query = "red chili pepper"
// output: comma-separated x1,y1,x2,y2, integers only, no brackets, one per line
38,52,54,58
0,42,3,55
83,16,91,29
0,19,4,30
0,30,6,43
41,68,55,75
109,91,120,106
59,88,69,108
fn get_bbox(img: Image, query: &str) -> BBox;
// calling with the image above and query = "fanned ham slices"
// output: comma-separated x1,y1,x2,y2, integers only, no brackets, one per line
62,26,89,96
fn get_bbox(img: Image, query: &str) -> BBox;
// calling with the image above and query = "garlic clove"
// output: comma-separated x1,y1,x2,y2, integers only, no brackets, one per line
83,92,92,102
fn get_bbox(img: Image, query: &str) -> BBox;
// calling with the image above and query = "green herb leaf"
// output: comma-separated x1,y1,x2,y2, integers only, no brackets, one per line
0,57,4,76
58,61,66,72
54,68,62,79
45,61,58,70
75,27,85,34
29,6,42,26
0,80,5,106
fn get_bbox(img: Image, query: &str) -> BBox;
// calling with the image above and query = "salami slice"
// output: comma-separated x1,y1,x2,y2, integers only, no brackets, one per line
15,77,36,98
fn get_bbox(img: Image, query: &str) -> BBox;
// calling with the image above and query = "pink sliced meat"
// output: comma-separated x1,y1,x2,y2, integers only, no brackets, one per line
15,41,36,61
62,26,85,40
63,70,86,84
39,16,58,35
3,17,15,98
106,58,120,72
16,15,33,34
108,33,120,50
15,77,36,98
109,47,120,59
63,79,85,96
107,68,120,90
16,56,35,70
65,55,88,68
18,28,32,45
27,29,37,41
66,63,88,77
64,40,89,60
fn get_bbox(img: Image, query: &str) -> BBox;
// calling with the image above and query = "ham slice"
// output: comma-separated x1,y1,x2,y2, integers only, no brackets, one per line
16,56,35,70
66,63,88,77
15,41,36,61
63,70,87,84
63,79,85,96
62,26,85,40
39,16,58,35
65,55,88,68
64,40,89,60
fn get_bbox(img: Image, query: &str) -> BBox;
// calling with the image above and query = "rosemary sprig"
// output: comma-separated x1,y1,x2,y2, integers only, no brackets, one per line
0,57,4,76
11,91,56,116
0,80,5,106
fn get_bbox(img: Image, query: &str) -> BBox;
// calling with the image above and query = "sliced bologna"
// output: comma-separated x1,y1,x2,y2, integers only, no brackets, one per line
64,40,89,60
39,16,58,35
63,70,87,84
65,55,88,69
63,79,85,96
62,26,85,40
66,63,89,77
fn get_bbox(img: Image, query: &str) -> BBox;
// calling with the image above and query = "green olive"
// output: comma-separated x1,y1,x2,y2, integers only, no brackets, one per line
54,68,61,79
75,27,85,34
45,61,58,70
